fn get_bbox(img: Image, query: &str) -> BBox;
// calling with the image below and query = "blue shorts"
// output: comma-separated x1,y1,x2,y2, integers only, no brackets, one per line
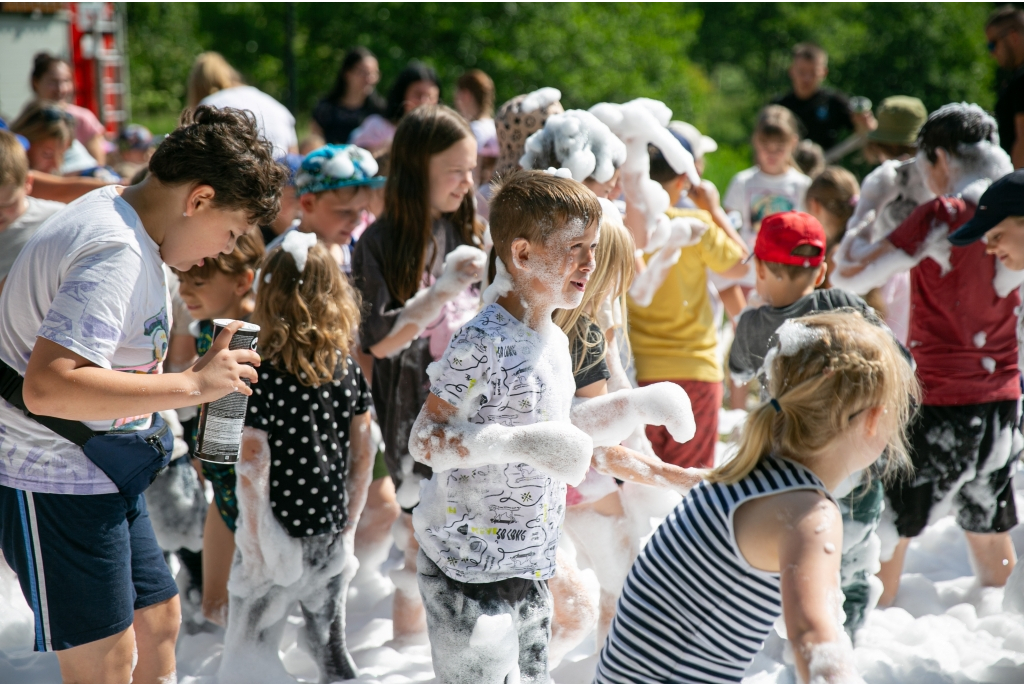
0,484,178,651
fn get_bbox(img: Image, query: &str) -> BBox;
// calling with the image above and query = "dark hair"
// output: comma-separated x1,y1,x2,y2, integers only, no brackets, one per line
489,168,601,264
917,103,998,165
649,144,680,184
794,139,825,177
379,104,480,302
986,5,1024,32
30,52,68,85
325,47,377,104
456,69,495,119
149,106,286,227
761,244,824,281
385,61,441,124
792,42,827,66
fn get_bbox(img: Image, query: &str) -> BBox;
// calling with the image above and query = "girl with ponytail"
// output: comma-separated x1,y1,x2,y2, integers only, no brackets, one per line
597,310,918,685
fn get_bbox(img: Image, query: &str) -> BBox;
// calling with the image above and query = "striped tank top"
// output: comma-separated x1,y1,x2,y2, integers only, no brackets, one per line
595,454,833,684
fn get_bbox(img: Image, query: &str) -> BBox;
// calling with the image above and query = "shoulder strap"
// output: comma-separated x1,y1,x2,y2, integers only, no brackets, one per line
0,358,98,447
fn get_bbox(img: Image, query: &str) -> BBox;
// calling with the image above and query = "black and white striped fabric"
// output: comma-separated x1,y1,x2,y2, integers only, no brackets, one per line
595,454,832,684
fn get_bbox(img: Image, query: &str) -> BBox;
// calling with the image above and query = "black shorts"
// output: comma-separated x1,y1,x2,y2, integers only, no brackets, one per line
0,485,178,651
886,400,1021,538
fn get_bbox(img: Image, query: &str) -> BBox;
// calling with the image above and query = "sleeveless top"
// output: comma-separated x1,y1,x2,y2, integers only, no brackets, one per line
595,454,834,684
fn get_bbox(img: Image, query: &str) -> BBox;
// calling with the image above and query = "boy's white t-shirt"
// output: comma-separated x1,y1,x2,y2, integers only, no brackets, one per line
0,185,171,495
720,165,811,288
0,196,65,280
201,85,298,158
413,303,573,584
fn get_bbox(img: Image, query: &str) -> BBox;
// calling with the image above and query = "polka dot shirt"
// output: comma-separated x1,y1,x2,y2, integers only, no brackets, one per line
244,357,371,538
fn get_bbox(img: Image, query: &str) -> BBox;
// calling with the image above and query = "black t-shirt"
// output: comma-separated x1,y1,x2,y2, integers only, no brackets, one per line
772,89,854,151
312,93,387,145
995,66,1024,155
728,288,873,385
245,357,371,538
570,319,611,390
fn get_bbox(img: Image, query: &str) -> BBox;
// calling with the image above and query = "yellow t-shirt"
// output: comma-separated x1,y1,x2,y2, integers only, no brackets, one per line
627,208,745,383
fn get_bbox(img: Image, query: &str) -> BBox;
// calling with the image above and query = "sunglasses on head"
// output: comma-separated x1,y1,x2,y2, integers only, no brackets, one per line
38,106,75,125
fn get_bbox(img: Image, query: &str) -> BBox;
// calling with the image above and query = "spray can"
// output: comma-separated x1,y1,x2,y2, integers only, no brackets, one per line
195,319,260,463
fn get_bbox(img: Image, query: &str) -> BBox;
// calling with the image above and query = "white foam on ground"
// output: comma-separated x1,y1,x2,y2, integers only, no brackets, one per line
2,445,1024,683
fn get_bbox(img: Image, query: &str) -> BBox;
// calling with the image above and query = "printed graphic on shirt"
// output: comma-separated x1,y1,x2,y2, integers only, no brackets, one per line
419,304,573,582
750,192,797,233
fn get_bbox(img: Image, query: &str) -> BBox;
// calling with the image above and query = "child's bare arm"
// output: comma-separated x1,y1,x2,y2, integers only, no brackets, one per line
237,427,273,569
344,411,374,529
592,445,705,495
779,495,860,684
166,332,198,373
410,393,593,485
22,321,259,421
570,383,695,448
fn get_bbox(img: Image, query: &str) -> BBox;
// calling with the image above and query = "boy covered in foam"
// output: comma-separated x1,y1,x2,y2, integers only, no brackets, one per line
409,170,693,683
834,103,1023,607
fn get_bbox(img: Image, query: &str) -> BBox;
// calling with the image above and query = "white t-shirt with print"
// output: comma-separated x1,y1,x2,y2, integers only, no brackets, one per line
0,185,171,494
719,165,811,287
413,303,575,584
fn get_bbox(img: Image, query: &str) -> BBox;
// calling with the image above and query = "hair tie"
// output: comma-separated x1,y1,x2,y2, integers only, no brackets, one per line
770,398,782,413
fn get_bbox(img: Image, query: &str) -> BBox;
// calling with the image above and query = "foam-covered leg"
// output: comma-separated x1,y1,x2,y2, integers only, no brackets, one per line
391,513,427,639
217,586,295,683
299,569,357,682
547,540,599,668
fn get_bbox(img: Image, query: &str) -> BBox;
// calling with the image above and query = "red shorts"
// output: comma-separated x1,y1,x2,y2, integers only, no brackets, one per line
639,379,721,469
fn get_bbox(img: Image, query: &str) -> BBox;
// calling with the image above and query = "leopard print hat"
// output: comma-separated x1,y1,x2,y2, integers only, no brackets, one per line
495,87,564,174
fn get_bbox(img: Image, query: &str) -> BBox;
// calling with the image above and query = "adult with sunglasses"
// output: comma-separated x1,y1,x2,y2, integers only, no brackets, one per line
30,52,107,166
988,6,1024,168
9,100,75,175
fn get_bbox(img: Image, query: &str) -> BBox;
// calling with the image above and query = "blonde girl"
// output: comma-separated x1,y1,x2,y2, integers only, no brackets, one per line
219,238,374,682
597,310,918,684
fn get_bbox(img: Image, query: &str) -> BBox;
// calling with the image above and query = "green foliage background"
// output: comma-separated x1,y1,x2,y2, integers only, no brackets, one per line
125,2,998,188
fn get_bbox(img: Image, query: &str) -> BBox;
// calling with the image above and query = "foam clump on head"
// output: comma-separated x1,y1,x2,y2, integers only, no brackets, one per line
280,230,318,273
775,319,824,356
520,87,562,114
520,109,626,184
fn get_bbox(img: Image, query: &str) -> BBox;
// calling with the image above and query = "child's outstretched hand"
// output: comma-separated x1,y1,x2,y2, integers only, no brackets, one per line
665,217,709,250
185,320,260,400
571,382,695,447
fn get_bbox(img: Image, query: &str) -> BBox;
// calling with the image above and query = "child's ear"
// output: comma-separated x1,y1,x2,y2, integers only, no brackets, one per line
509,238,531,270
754,257,765,280
814,261,828,287
862,406,885,438
24,175,34,196
299,193,317,214
236,269,255,296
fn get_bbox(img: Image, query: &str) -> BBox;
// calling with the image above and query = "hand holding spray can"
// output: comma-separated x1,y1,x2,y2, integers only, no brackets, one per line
195,319,260,463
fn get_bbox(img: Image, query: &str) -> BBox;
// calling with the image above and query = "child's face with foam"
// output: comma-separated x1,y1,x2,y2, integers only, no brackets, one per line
429,136,477,216
511,217,599,311
177,268,252,321
300,186,369,245
583,167,621,199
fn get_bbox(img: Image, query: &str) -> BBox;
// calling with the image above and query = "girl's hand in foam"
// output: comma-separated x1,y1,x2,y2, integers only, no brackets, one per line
433,245,488,300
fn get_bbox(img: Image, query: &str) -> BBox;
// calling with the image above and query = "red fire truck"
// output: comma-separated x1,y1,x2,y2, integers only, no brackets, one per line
0,2,128,136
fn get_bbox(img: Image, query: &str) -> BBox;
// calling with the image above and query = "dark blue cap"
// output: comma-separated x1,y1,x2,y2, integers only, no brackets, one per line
949,170,1024,246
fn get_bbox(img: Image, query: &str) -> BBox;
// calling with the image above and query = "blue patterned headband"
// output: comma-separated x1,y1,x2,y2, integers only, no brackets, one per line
294,144,385,196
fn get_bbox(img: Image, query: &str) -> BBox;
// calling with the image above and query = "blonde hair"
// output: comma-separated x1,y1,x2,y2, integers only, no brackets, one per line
186,52,242,109
554,209,635,374
254,241,361,387
709,310,919,485
0,130,29,187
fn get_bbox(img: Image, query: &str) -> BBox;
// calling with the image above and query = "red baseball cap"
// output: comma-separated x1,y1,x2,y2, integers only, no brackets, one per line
754,211,826,267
